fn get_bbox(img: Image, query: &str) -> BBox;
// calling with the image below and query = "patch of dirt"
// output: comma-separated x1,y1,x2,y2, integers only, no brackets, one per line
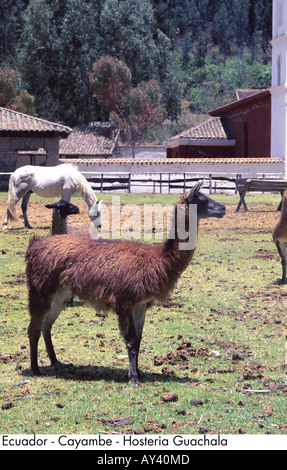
0,352,21,363
252,249,276,260
154,339,209,369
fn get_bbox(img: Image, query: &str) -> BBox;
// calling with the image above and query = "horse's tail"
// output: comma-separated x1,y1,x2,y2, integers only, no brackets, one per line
7,174,18,222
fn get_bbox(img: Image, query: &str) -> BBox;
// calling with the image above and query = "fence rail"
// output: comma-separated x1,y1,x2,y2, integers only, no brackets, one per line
81,173,238,194
0,171,284,195
81,172,282,194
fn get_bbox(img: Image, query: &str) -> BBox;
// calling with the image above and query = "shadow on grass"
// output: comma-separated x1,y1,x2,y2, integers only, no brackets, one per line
2,226,51,234
20,362,193,385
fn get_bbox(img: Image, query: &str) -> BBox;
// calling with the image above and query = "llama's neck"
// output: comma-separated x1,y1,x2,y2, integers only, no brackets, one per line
162,203,198,274
51,211,68,235
281,198,287,220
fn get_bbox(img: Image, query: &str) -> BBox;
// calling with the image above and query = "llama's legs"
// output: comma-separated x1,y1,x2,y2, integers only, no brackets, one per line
28,284,72,375
118,304,147,386
132,304,147,378
28,313,47,376
276,242,287,283
42,284,73,367
21,191,32,228
27,285,48,375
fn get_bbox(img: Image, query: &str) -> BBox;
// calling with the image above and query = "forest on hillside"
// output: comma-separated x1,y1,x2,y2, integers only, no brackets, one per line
0,0,272,139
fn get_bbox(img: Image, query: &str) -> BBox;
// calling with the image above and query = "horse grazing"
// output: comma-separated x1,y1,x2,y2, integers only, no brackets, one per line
25,182,226,385
3,164,102,230
272,189,287,283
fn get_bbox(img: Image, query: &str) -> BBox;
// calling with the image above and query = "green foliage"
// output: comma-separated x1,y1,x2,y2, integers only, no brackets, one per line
0,66,21,107
0,0,272,129
91,56,165,154
91,56,132,115
0,66,36,115
100,0,164,85
187,58,271,114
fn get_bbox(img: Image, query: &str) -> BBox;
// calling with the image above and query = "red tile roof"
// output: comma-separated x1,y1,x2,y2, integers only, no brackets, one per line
0,107,72,136
235,89,265,101
59,157,283,165
210,89,270,117
167,117,234,144
59,123,120,157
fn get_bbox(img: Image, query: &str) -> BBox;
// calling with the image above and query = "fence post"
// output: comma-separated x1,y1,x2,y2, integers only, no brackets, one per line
160,173,162,194
209,174,212,194
128,173,131,193
183,173,186,192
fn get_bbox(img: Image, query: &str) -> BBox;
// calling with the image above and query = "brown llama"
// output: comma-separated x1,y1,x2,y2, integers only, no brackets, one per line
272,189,287,283
25,182,225,386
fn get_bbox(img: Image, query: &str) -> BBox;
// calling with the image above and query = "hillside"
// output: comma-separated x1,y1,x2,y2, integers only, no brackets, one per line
0,0,272,139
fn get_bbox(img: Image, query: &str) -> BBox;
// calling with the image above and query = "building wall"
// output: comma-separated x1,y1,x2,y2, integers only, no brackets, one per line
271,0,287,169
166,144,235,159
62,157,284,178
167,92,271,160
227,96,271,158
0,135,60,189
0,135,60,169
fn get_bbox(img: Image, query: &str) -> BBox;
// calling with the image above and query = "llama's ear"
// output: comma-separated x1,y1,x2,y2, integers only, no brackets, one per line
45,203,55,209
186,180,204,203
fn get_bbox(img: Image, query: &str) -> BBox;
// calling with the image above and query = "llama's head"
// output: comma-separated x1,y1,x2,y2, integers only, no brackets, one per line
184,181,226,219
46,200,80,217
89,200,103,228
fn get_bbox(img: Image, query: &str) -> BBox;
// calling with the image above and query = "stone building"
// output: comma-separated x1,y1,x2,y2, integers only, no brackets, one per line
0,107,71,188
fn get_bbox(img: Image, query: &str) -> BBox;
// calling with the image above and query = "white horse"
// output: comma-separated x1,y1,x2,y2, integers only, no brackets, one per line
3,164,102,230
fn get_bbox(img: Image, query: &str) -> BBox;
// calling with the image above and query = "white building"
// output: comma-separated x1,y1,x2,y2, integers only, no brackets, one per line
271,0,287,173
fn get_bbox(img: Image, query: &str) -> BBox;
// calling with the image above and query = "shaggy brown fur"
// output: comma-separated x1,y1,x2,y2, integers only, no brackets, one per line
272,189,287,283
25,184,225,385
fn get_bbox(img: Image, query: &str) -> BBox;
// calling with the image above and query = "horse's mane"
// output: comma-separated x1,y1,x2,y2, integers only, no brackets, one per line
74,167,97,205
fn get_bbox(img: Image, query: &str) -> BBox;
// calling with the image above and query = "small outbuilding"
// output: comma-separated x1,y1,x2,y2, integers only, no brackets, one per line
166,89,271,160
0,107,72,188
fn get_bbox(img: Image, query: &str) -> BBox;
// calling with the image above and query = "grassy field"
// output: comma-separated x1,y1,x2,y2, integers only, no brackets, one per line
0,190,286,436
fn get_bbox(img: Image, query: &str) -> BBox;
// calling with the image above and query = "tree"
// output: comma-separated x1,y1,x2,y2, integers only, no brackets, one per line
100,0,161,84
0,66,36,115
213,2,232,65
58,0,101,125
18,0,61,120
0,0,24,64
161,64,183,124
232,0,250,59
91,56,165,157
91,56,132,117
19,0,101,125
